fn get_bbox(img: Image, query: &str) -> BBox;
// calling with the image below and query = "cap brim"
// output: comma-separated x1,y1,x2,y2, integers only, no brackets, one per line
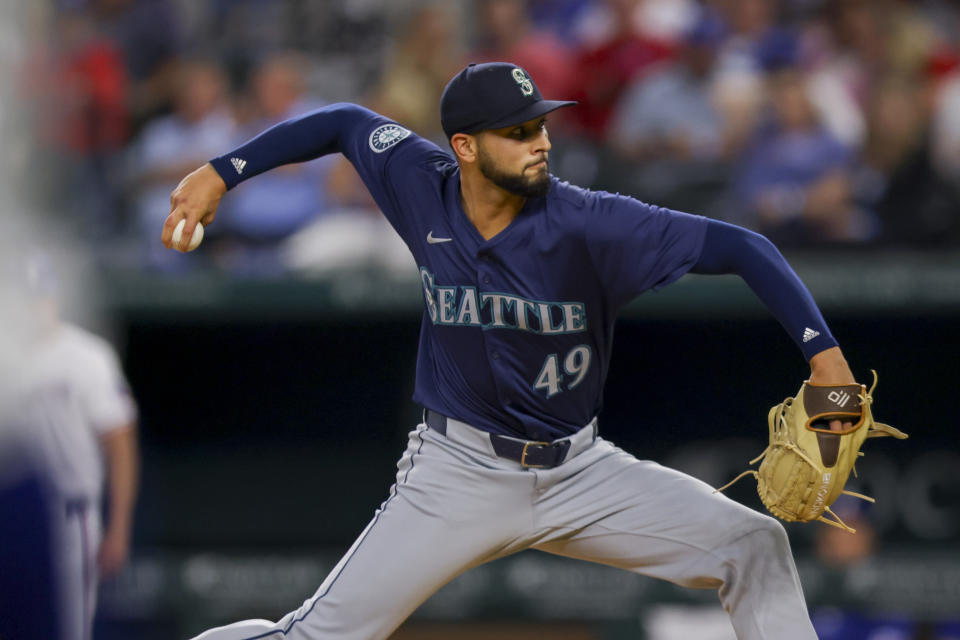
473,100,577,132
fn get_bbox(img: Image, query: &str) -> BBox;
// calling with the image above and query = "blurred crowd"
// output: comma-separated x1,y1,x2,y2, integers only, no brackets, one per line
16,0,960,275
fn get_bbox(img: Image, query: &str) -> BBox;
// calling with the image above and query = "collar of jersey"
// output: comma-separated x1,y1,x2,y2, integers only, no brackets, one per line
444,167,546,255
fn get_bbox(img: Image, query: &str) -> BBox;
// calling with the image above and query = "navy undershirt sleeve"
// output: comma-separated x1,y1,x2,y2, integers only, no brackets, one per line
691,219,838,361
208,102,371,190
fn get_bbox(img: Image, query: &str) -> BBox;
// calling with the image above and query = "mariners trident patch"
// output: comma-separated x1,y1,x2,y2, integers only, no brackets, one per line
369,124,412,153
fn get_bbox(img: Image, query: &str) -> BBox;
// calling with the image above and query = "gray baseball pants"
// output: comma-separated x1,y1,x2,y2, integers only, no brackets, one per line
191,416,817,640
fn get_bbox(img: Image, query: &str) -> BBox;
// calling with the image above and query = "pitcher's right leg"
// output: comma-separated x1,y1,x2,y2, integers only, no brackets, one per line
189,425,535,640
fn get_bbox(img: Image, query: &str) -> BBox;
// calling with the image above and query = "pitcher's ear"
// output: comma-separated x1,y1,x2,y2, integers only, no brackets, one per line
450,132,478,163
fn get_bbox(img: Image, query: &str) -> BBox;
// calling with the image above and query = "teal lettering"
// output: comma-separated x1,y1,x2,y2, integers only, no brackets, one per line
456,288,482,326
538,302,565,334
437,287,457,324
506,296,538,332
418,266,586,335
562,303,586,332
482,293,512,329
420,268,438,323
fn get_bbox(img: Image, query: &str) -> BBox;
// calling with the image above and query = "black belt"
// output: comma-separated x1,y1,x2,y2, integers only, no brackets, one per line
424,410,572,469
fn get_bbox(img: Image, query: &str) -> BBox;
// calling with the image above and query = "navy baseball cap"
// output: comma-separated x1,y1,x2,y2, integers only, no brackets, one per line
440,62,576,140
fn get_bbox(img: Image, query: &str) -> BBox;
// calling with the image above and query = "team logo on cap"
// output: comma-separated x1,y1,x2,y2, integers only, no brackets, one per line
511,68,534,97
369,123,412,153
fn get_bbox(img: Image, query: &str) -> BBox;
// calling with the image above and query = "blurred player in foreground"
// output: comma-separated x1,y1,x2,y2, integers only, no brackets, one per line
0,254,139,640
165,62,862,639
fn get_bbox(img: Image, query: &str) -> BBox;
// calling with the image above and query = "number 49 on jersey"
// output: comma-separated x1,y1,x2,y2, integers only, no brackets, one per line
534,346,592,398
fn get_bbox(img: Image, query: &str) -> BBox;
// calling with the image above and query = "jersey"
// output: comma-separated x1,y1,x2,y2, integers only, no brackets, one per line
212,104,706,440
7,324,137,502
337,108,707,440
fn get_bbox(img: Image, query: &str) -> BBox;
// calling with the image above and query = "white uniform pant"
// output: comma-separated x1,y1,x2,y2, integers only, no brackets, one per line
193,417,817,640
56,499,100,640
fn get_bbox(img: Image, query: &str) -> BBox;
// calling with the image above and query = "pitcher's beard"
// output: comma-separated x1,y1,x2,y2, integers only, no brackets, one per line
477,147,550,198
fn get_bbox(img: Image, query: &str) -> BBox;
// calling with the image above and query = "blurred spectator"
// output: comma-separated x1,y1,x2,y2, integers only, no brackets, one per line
605,9,732,210
567,0,675,140
714,0,800,75
610,10,727,161
204,0,293,67
855,75,960,245
730,69,874,245
0,264,60,640
700,0,799,151
1,252,139,640
809,495,956,640
633,0,701,43
813,496,876,569
469,0,577,109
369,2,462,143
184,0,387,94
89,0,184,131
130,59,234,270
931,71,960,183
25,7,130,237
0,461,60,640
218,52,331,274
526,0,598,44
281,158,413,277
801,0,941,147
16,0,960,254
233,51,316,128
803,60,867,150
569,0,699,46
810,496,882,640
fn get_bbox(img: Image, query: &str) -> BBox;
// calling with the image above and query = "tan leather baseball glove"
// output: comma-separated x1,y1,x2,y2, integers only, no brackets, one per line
717,370,908,533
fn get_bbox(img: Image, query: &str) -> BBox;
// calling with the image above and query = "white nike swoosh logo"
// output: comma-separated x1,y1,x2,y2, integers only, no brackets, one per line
427,231,453,244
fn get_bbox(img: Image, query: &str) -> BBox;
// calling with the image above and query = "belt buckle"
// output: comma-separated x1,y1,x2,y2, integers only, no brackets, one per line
520,440,551,468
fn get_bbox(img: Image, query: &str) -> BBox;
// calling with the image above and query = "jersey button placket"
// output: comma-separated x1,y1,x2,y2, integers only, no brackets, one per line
478,251,493,286
478,251,505,393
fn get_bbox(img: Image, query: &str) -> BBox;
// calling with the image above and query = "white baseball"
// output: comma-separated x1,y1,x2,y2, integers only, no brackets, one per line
172,218,204,251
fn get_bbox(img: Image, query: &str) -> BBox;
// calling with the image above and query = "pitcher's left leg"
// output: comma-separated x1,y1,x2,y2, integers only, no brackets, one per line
532,441,816,640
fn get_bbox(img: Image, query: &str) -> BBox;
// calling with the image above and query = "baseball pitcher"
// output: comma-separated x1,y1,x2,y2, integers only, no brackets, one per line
164,62,904,640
